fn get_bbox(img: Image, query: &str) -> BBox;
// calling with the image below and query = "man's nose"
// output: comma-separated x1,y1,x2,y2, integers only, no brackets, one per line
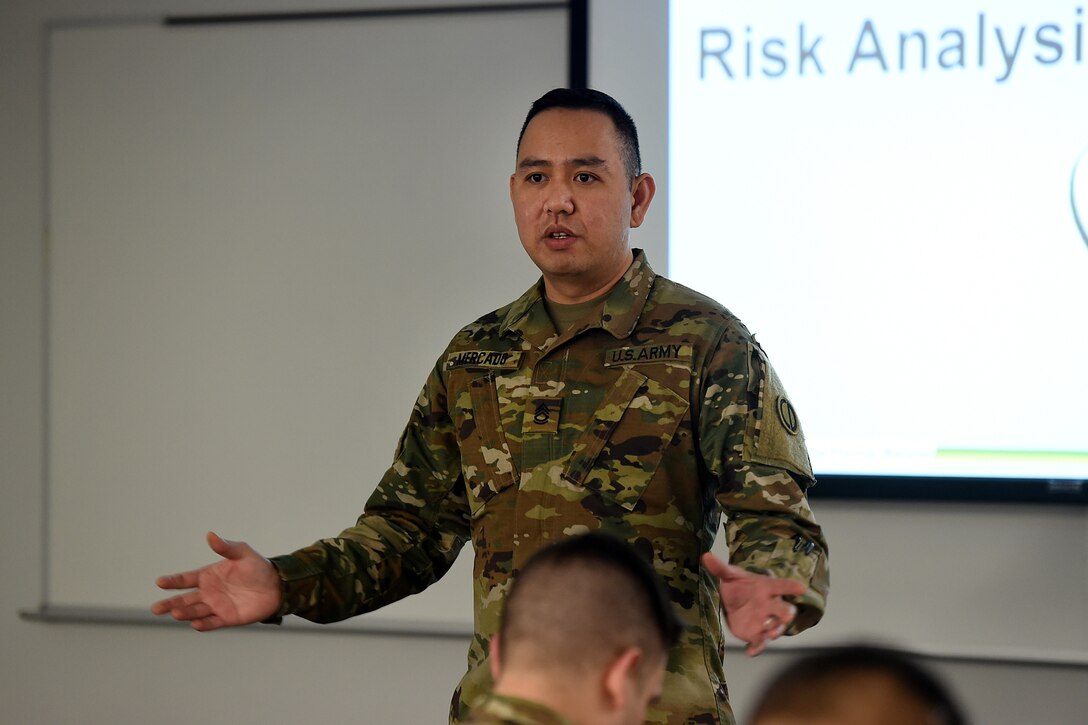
544,182,574,215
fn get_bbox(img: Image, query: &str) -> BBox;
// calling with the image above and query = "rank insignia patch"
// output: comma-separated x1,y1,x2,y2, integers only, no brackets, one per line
524,396,561,434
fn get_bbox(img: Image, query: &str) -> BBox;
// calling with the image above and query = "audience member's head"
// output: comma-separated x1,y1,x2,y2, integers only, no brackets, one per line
488,531,683,725
748,644,968,725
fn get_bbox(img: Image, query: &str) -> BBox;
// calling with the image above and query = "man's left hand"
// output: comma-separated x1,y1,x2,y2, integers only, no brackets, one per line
701,551,806,656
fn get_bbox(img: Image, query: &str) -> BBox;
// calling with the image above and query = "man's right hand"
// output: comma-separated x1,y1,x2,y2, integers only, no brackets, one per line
151,531,282,631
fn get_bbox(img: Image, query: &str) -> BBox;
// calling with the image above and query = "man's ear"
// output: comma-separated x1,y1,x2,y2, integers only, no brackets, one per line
489,634,502,682
629,173,656,229
602,647,643,711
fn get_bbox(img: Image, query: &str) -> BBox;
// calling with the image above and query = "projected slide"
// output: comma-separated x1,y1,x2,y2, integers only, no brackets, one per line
670,1,1088,480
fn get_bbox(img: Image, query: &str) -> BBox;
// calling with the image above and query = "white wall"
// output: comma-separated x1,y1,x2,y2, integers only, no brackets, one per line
2,1,1085,724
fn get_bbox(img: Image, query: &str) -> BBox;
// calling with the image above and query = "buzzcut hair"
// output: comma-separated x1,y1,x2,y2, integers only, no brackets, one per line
516,88,643,183
750,644,968,725
497,532,682,678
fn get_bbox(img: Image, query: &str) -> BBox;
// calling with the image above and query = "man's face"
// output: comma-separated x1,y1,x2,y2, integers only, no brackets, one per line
510,108,653,303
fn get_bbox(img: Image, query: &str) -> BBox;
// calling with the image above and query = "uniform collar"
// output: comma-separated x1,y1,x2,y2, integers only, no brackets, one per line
500,248,656,343
471,693,576,725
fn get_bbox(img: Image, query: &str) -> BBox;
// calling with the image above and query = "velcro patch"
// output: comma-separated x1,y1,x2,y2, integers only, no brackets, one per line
445,350,522,370
524,396,562,434
743,344,814,481
603,343,692,367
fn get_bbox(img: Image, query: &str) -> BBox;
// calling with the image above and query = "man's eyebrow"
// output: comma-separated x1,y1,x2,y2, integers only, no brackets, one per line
516,156,609,170
517,157,551,170
569,156,607,168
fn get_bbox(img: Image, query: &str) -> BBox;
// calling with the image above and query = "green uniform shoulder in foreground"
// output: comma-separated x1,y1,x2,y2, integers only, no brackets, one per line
463,693,574,725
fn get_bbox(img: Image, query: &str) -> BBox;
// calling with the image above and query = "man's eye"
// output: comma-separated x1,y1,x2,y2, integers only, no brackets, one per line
575,172,595,183
527,173,545,183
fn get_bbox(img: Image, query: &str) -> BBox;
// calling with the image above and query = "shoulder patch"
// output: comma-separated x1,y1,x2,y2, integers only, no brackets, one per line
775,396,801,435
445,350,522,371
742,344,814,480
603,343,693,368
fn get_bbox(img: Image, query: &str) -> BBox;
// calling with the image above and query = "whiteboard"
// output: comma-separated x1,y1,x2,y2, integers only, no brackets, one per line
45,9,566,633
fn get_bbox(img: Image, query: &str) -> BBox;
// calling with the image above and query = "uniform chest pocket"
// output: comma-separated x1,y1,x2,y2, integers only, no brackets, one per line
454,372,518,511
562,367,689,511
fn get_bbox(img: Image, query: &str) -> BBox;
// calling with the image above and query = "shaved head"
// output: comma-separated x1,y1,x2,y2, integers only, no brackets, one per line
498,532,681,679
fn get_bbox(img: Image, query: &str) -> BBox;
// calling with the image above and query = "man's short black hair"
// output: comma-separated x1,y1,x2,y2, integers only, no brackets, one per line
516,88,643,183
750,644,968,725
498,531,683,674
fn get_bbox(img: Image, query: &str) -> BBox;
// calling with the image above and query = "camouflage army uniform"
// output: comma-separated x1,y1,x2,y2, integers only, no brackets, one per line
269,250,829,725
462,694,573,725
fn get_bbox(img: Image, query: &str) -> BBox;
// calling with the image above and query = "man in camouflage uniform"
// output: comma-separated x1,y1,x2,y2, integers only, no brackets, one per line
153,88,829,725
466,531,682,725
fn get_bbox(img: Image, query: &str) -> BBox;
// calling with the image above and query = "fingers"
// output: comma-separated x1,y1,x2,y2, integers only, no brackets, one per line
154,532,238,594
190,614,227,632
151,590,205,618
701,554,756,585
767,577,807,598
749,597,799,653
153,533,229,593
156,599,223,630
152,533,253,625
701,552,807,598
701,552,752,580
707,552,808,657
150,597,176,616
168,601,213,622
151,591,228,631
746,634,771,657
743,620,776,656
763,602,796,635
700,551,729,578
162,599,229,632
773,600,799,628
743,612,788,657
155,570,200,591
206,531,244,560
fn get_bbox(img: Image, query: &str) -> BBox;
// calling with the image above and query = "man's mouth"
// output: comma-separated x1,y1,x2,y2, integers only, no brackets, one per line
545,225,576,242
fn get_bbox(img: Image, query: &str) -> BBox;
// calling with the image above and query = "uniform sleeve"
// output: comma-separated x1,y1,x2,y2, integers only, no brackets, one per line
698,333,830,634
268,356,471,624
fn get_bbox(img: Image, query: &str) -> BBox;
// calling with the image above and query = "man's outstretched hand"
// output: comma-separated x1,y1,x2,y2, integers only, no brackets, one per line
701,551,806,656
151,532,282,631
